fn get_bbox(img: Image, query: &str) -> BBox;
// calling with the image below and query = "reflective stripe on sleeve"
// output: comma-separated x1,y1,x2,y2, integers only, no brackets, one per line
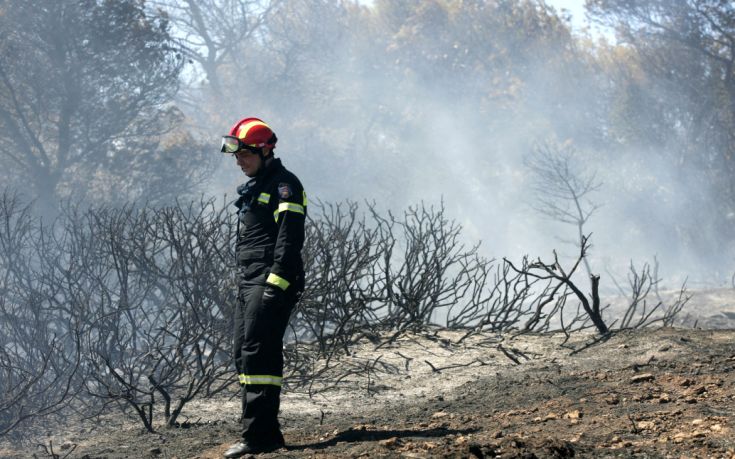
266,273,290,290
278,202,304,215
273,202,305,221
302,191,308,207
257,193,270,204
239,374,283,386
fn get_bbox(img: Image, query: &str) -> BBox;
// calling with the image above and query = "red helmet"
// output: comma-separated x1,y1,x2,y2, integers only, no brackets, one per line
228,117,277,149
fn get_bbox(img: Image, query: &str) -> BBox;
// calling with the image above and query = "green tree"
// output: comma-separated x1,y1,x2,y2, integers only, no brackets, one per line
589,0,735,156
588,0,735,267
0,0,207,209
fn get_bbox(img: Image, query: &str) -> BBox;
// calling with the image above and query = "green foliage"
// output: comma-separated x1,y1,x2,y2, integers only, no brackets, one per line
588,0,735,265
0,0,212,208
3,0,735,268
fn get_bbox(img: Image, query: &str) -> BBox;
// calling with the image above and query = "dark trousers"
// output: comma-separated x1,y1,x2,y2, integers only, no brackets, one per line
233,282,296,442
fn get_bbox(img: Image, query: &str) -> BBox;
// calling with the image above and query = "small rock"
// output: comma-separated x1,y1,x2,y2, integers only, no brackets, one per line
60,442,74,451
605,395,620,405
563,410,582,420
431,411,448,419
637,421,656,430
454,435,468,445
690,386,707,395
658,344,672,352
691,418,705,426
659,393,671,403
544,413,559,421
672,431,707,442
630,373,655,383
149,447,162,455
379,437,399,448
618,344,629,349
710,424,723,432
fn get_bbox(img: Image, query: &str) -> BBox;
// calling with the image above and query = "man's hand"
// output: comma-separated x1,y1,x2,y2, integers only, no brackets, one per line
262,285,284,307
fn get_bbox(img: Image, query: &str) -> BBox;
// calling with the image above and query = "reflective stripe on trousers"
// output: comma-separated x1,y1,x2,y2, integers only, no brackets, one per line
239,374,283,386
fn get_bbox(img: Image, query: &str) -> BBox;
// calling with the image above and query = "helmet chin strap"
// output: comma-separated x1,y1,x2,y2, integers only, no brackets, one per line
255,150,272,177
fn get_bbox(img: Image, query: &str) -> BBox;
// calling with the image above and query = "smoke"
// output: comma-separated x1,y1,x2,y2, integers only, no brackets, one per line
175,0,732,289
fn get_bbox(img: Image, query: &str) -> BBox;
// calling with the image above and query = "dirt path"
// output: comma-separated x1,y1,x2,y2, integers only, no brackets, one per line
4,328,735,458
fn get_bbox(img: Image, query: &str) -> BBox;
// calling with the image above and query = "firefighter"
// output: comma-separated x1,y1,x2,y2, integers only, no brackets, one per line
220,117,306,457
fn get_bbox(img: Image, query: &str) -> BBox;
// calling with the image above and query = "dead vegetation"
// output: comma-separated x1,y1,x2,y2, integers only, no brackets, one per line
0,191,693,446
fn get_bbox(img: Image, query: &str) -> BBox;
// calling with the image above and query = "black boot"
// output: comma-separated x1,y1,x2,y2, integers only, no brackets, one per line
223,436,285,458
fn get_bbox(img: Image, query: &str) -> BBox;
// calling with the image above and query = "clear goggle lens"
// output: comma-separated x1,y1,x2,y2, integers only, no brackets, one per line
221,136,262,154
221,136,241,153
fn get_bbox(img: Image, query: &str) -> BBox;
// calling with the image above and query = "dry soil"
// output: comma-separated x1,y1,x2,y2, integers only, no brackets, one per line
4,325,735,459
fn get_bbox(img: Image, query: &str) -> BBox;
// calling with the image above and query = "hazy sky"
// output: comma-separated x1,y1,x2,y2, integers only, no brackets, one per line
546,0,587,29
547,0,615,39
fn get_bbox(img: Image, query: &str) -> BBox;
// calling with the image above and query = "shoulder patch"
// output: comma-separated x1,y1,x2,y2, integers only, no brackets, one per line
278,183,293,199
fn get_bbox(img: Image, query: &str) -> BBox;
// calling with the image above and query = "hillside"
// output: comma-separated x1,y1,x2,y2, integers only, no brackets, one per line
4,325,734,459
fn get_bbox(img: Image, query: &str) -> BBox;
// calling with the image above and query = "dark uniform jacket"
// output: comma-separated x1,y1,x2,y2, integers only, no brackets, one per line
234,158,306,294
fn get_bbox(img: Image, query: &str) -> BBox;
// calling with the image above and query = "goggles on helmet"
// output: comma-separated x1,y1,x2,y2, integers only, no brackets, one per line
220,135,262,154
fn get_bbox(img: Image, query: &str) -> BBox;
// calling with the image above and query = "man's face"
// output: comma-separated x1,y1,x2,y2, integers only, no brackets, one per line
235,150,262,177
